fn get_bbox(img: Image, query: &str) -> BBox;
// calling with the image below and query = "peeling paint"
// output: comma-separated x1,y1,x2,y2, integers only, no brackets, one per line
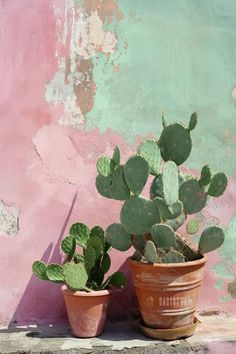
0,201,19,236
45,0,120,127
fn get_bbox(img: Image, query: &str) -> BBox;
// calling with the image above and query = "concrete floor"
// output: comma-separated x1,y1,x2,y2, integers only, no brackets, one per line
0,314,236,354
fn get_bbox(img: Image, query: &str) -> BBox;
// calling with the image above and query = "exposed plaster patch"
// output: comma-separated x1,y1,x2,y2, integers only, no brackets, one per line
45,0,120,127
0,201,19,236
231,86,236,99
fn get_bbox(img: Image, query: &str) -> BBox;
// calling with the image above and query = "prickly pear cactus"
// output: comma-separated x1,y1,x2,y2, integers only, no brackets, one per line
94,113,228,264
32,222,127,291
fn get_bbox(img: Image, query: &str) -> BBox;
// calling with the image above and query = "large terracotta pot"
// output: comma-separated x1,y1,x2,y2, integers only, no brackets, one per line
129,255,207,333
61,286,112,338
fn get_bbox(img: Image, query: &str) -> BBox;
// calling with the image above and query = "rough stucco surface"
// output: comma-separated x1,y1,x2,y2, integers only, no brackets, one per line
0,0,236,325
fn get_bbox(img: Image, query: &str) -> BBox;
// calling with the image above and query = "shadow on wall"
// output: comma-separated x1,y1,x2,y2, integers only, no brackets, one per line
8,192,79,327
8,190,138,327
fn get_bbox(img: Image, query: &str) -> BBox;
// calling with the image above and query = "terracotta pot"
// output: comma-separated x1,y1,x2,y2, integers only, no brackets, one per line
129,255,207,332
61,285,112,338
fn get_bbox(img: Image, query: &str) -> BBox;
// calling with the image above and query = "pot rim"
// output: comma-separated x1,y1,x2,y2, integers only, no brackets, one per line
61,285,113,296
129,254,208,268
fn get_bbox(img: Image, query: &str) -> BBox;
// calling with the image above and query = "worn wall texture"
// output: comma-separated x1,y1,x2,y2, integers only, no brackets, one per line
0,0,236,325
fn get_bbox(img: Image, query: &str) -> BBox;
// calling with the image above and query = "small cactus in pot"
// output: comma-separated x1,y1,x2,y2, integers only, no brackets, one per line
95,113,227,264
32,222,126,291
32,222,126,338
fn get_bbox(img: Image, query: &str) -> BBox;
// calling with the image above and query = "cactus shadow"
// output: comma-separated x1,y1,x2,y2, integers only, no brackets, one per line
7,191,78,328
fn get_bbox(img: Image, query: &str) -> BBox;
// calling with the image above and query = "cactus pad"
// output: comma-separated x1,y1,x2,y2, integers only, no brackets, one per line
32,261,48,280
106,223,132,251
46,264,64,283
186,219,200,234
90,226,105,244
101,253,111,274
61,236,76,258
144,240,158,263
108,271,127,288
84,245,96,273
137,139,161,175
159,123,192,165
96,174,112,198
96,156,115,177
124,155,149,195
86,236,103,259
168,200,183,219
198,226,225,254
64,262,88,291
199,165,211,187
109,166,130,200
179,179,207,214
163,161,179,205
120,196,160,234
73,253,84,263
150,175,163,200
165,211,186,231
188,112,198,131
70,222,90,247
112,146,121,165
153,197,171,220
163,250,185,263
207,172,228,197
151,224,176,250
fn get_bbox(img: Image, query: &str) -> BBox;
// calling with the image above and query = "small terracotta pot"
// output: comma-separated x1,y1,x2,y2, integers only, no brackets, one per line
61,285,112,338
129,255,207,335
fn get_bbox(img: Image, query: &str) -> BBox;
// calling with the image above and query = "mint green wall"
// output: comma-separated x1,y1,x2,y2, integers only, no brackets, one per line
88,0,236,174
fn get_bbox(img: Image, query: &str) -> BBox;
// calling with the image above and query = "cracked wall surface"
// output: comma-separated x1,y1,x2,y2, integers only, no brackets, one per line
0,0,236,325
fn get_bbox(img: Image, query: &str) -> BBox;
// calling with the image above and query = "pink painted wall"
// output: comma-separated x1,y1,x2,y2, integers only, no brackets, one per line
0,0,236,326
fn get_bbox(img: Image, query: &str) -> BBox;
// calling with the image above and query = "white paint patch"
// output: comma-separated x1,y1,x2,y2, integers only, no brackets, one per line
0,200,19,236
45,1,118,127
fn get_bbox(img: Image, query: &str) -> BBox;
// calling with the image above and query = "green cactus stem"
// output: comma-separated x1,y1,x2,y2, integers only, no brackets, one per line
199,165,211,187
137,139,161,175
159,123,192,165
64,262,88,291
32,261,48,280
96,156,115,177
163,161,179,205
153,197,172,220
198,226,225,254
151,224,177,250
144,240,158,263
132,251,142,261
61,236,76,259
96,174,112,198
73,253,84,263
120,196,160,235
188,112,198,131
109,166,130,200
163,249,185,263
207,172,228,197
70,222,90,247
124,155,149,195
112,146,121,165
46,264,64,283
179,179,207,214
106,223,132,251
186,219,200,234
84,245,96,273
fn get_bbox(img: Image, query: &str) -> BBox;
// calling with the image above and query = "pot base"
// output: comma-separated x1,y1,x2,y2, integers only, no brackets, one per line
139,317,200,340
